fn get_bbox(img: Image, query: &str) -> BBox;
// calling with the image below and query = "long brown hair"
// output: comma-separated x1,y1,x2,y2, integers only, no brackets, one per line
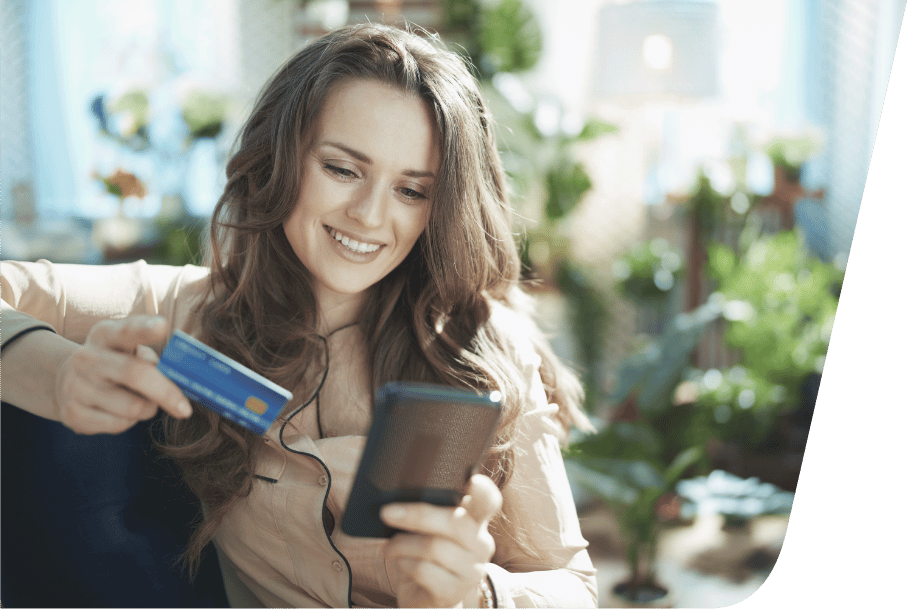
160,23,591,575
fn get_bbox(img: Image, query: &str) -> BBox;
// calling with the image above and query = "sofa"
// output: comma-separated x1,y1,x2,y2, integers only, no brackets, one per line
0,402,230,608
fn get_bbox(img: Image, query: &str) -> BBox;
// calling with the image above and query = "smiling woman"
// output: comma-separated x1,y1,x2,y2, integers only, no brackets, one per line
1,23,597,608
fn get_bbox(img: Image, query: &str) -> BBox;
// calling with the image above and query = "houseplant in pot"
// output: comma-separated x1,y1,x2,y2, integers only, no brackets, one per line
569,430,702,607
567,302,723,606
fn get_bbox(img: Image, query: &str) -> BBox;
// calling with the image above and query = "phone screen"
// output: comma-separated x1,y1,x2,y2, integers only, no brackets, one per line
340,382,501,538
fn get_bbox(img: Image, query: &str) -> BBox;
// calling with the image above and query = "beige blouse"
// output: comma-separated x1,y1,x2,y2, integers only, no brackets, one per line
1,259,598,608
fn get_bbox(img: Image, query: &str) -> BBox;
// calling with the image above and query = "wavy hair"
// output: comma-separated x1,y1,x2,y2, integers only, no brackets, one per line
159,23,591,575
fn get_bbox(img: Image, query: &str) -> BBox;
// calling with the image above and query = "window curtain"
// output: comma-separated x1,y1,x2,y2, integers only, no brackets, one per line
18,0,238,219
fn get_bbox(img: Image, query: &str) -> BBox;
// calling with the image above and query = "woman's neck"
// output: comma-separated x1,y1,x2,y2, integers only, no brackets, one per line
314,288,367,336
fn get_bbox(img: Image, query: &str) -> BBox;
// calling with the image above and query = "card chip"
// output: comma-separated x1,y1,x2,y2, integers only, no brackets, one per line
245,396,268,415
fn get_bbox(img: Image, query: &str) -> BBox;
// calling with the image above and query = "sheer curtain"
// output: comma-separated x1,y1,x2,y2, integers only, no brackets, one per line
10,0,238,219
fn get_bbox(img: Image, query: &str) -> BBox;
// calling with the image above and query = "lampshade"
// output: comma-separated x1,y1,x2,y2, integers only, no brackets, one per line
592,0,720,102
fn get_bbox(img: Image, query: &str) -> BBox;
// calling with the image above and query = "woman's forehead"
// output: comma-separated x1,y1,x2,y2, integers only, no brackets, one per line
312,78,440,175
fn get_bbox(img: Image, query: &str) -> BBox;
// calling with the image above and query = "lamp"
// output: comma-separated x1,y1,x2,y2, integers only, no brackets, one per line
592,0,719,102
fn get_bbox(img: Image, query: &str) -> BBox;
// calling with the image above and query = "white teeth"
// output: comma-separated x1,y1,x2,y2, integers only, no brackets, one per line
329,228,381,254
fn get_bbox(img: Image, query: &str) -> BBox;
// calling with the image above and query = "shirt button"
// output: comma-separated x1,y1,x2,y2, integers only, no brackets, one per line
332,560,343,572
318,474,329,486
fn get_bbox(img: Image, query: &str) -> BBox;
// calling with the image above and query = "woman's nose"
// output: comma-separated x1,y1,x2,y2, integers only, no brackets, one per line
346,183,386,228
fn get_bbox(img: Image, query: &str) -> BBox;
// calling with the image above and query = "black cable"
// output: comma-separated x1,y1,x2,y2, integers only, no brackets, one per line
279,335,330,446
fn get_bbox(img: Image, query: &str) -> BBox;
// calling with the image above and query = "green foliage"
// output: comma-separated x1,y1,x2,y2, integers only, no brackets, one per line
569,434,703,589
544,161,591,220
686,170,726,236
150,217,205,266
556,263,610,410
703,230,843,447
691,366,787,448
478,0,543,75
612,238,684,303
610,302,723,415
708,231,842,392
763,129,826,180
442,0,542,78
565,302,721,588
577,117,620,141
181,90,230,142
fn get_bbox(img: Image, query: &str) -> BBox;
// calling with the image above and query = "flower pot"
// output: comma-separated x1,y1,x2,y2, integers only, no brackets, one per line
607,581,675,608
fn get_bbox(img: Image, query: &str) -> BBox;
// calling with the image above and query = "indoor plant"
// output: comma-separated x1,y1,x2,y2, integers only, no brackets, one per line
703,230,843,451
566,302,723,606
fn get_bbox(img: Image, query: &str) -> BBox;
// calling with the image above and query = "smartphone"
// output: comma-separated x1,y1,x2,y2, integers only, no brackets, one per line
340,382,502,538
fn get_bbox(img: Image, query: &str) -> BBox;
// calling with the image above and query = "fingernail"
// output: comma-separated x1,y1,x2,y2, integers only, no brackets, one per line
145,317,165,330
180,399,193,417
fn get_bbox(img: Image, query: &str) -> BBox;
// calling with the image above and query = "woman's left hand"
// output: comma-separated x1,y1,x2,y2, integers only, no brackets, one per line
382,474,502,608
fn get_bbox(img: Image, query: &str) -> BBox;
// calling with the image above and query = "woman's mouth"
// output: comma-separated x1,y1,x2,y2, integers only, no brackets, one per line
325,226,383,254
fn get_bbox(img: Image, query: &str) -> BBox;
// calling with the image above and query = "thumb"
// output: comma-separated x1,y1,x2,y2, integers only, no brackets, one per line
462,474,502,526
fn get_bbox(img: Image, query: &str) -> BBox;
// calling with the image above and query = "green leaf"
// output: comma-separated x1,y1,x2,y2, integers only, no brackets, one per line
570,421,662,462
567,461,638,505
664,446,703,487
478,0,543,74
544,161,591,220
576,117,619,141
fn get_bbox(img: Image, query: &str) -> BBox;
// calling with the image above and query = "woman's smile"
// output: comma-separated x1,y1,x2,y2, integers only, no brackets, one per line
324,225,385,258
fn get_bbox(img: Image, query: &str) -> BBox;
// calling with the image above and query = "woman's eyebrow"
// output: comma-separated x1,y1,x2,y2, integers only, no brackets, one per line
320,141,435,179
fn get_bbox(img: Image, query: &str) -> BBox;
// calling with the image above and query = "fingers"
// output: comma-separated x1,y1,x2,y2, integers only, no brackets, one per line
381,479,500,607
55,316,193,435
136,344,160,365
387,554,479,608
88,315,170,354
385,534,486,608
71,338,191,420
385,533,475,579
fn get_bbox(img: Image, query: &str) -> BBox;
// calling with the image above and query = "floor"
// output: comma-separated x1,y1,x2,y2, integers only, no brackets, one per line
580,506,788,608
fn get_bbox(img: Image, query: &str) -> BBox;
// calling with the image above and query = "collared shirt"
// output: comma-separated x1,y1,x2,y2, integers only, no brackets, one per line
2,259,598,608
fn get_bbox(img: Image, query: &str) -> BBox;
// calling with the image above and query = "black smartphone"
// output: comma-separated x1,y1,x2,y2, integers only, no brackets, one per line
340,382,502,538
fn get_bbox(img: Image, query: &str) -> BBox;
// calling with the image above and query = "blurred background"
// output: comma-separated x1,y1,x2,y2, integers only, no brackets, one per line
1,0,904,606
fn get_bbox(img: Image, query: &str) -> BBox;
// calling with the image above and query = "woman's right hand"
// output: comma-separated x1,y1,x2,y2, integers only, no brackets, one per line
54,315,193,434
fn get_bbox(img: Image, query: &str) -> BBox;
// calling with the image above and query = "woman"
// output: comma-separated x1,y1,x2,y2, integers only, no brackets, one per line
2,24,598,608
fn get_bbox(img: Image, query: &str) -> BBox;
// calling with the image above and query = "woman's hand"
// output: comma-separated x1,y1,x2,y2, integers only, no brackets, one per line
54,315,193,434
382,474,502,608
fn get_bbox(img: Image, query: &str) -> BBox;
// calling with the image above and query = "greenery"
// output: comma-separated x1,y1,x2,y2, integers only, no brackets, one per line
181,90,231,143
703,230,842,448
91,90,152,152
566,302,724,598
612,238,685,303
686,169,729,238
570,435,701,600
442,0,542,78
763,128,826,181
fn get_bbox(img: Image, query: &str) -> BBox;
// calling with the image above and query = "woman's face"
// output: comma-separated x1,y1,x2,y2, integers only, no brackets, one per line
283,78,438,320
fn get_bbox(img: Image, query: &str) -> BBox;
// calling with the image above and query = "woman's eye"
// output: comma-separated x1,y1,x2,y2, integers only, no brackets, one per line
399,187,427,201
324,164,357,180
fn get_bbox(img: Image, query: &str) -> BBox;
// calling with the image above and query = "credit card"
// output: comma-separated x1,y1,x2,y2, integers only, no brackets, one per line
157,330,292,435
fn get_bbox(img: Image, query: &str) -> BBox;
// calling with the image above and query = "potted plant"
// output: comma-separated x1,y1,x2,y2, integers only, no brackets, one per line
569,431,701,607
762,128,826,183
566,302,724,607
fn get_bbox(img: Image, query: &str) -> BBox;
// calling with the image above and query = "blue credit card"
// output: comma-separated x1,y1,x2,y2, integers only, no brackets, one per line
157,330,292,435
